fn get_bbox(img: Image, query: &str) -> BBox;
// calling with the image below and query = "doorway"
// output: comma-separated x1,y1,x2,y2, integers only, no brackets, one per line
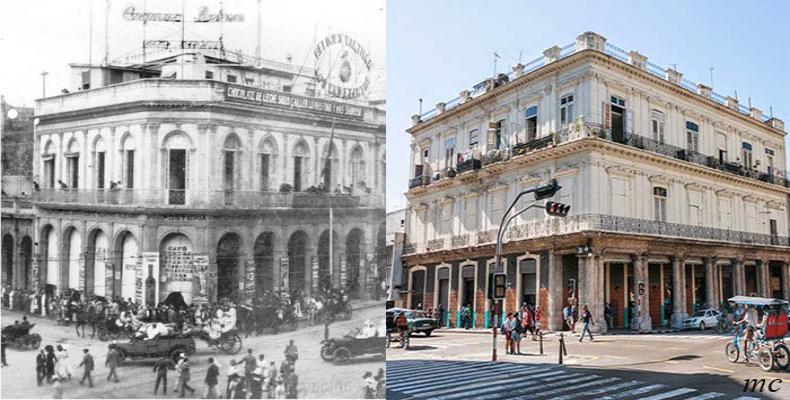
610,97,626,144
437,267,449,326
217,233,241,301
519,258,537,306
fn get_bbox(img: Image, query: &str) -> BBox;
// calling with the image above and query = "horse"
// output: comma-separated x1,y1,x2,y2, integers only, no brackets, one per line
73,304,90,338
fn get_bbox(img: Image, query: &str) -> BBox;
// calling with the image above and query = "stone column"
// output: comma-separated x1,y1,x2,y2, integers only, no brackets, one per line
732,258,745,296
671,256,688,328
781,262,790,300
633,254,651,332
704,257,718,309
576,254,605,333
547,250,564,332
756,260,769,297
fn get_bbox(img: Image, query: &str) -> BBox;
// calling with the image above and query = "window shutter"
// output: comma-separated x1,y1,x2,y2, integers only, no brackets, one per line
625,109,633,135
603,101,611,129
487,121,497,150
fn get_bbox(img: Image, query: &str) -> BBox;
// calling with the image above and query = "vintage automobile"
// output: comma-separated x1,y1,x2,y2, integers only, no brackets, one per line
1,322,42,349
320,327,385,365
386,307,439,336
113,334,197,362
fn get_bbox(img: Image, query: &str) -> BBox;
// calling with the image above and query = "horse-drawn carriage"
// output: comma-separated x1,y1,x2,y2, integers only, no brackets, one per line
1,322,42,349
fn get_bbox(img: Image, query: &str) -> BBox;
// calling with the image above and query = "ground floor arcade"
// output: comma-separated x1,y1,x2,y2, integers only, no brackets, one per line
399,233,790,333
1,214,35,290
32,208,385,305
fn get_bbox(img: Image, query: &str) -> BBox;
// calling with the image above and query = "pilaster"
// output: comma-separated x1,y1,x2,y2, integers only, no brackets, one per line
632,254,651,332
671,256,688,328
547,250,564,332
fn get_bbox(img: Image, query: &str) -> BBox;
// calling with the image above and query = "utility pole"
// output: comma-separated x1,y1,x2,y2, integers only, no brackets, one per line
103,0,110,65
255,0,262,66
40,71,48,98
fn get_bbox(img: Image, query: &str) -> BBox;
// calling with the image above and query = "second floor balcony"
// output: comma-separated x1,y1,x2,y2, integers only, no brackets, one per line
32,188,382,210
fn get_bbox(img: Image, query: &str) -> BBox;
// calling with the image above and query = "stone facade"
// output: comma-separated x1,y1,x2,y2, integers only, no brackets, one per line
400,32,790,332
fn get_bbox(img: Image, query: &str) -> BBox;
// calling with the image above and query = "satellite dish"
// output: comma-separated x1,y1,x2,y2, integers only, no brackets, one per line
6,109,18,119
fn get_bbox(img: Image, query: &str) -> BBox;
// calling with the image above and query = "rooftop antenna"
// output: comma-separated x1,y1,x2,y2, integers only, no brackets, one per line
709,67,714,87
255,0,261,66
180,0,185,77
142,0,147,63
40,71,48,98
88,0,94,66
518,49,523,64
102,0,110,66
770,106,773,118
748,97,752,108
493,51,500,79
734,90,738,101
671,63,677,72
419,98,423,116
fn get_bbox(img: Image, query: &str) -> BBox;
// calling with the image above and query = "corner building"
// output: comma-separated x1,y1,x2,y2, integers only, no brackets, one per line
401,32,790,333
31,49,385,306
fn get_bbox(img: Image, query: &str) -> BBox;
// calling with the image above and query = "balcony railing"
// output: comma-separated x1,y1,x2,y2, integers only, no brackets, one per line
408,176,427,189
417,38,774,125
403,214,790,256
1,196,35,216
31,188,381,209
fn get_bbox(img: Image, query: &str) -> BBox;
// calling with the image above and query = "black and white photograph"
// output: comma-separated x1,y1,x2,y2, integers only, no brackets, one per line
0,0,386,398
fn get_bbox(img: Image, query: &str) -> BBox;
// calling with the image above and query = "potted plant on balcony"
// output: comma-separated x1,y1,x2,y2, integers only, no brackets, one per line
279,183,293,193
446,168,457,178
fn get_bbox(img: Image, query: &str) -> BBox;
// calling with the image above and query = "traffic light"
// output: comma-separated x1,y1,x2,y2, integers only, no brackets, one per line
534,179,561,200
545,201,571,217
490,272,507,300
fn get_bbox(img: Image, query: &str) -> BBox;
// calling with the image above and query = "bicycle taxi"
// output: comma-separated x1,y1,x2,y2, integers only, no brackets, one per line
724,295,789,371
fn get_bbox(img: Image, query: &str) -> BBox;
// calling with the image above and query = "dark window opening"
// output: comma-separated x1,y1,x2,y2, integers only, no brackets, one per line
227,74,237,83
67,156,79,188
205,71,214,79
224,151,235,191
611,104,625,143
260,154,270,191
96,152,105,189
293,156,303,192
526,106,538,142
44,158,55,188
168,149,186,205
125,150,134,188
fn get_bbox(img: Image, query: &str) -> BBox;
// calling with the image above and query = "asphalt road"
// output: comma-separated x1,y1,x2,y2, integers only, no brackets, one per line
386,329,790,399
1,305,384,399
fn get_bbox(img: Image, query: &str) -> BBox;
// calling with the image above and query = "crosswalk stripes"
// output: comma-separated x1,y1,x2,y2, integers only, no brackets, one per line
387,360,760,400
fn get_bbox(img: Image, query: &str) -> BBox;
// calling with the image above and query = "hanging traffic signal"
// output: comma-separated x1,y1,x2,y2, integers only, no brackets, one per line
545,201,571,217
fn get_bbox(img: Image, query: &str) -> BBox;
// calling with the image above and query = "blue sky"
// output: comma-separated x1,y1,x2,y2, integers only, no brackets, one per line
386,0,790,211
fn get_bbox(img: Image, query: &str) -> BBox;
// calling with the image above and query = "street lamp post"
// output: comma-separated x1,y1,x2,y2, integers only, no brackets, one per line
491,179,565,362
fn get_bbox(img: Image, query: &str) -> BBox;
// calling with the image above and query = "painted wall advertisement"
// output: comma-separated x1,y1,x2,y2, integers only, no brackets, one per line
311,256,319,291
78,252,86,291
134,256,143,305
192,255,209,304
245,259,255,296
280,258,289,293
161,246,193,281
340,254,347,287
142,252,160,306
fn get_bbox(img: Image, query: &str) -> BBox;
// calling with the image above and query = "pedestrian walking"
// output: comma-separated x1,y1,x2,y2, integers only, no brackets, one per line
374,368,385,398
513,318,523,354
1,332,8,367
152,355,173,395
226,359,241,398
579,304,595,342
250,365,264,399
284,365,298,399
534,306,542,340
503,313,513,354
78,348,94,387
105,344,120,383
237,348,257,394
363,371,375,398
177,357,196,398
45,345,56,383
204,357,219,399
36,348,47,385
266,361,277,398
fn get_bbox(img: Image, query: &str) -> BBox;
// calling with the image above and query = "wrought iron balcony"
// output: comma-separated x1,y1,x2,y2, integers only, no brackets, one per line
405,213,790,256
31,188,378,209
408,176,427,189
1,196,35,216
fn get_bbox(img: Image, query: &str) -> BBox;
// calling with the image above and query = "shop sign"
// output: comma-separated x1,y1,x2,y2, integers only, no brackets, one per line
161,246,193,281
225,84,364,119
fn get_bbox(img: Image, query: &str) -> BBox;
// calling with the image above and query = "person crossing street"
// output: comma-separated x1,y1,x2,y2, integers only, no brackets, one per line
78,348,94,388
105,344,120,383
152,355,173,395
579,304,595,342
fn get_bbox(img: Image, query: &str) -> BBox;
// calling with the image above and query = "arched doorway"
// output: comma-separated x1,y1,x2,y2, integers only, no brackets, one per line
2,234,13,287
217,233,242,301
317,230,339,291
87,229,109,297
63,227,81,290
287,231,309,295
43,225,59,295
117,232,139,301
253,232,275,294
20,236,33,290
159,233,194,303
345,228,364,298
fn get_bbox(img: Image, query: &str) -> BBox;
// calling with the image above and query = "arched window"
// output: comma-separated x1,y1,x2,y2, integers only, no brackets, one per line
93,136,106,189
42,140,56,188
292,140,309,192
162,131,191,205
65,138,80,188
258,137,277,191
120,133,136,188
349,145,366,187
223,134,241,191
653,187,667,222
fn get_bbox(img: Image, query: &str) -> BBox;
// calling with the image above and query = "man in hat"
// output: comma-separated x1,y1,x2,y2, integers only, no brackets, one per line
237,348,257,394
284,364,298,399
152,355,174,395
225,359,241,398
284,340,298,364
204,357,219,399
375,368,385,398
177,356,195,398
105,344,120,383
78,348,94,387
36,348,47,385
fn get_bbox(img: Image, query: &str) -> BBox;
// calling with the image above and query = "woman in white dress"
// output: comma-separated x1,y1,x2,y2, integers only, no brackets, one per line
54,344,72,380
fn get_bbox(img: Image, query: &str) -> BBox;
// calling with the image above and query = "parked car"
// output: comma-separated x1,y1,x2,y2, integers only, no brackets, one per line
113,334,196,362
682,309,721,330
386,307,439,336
